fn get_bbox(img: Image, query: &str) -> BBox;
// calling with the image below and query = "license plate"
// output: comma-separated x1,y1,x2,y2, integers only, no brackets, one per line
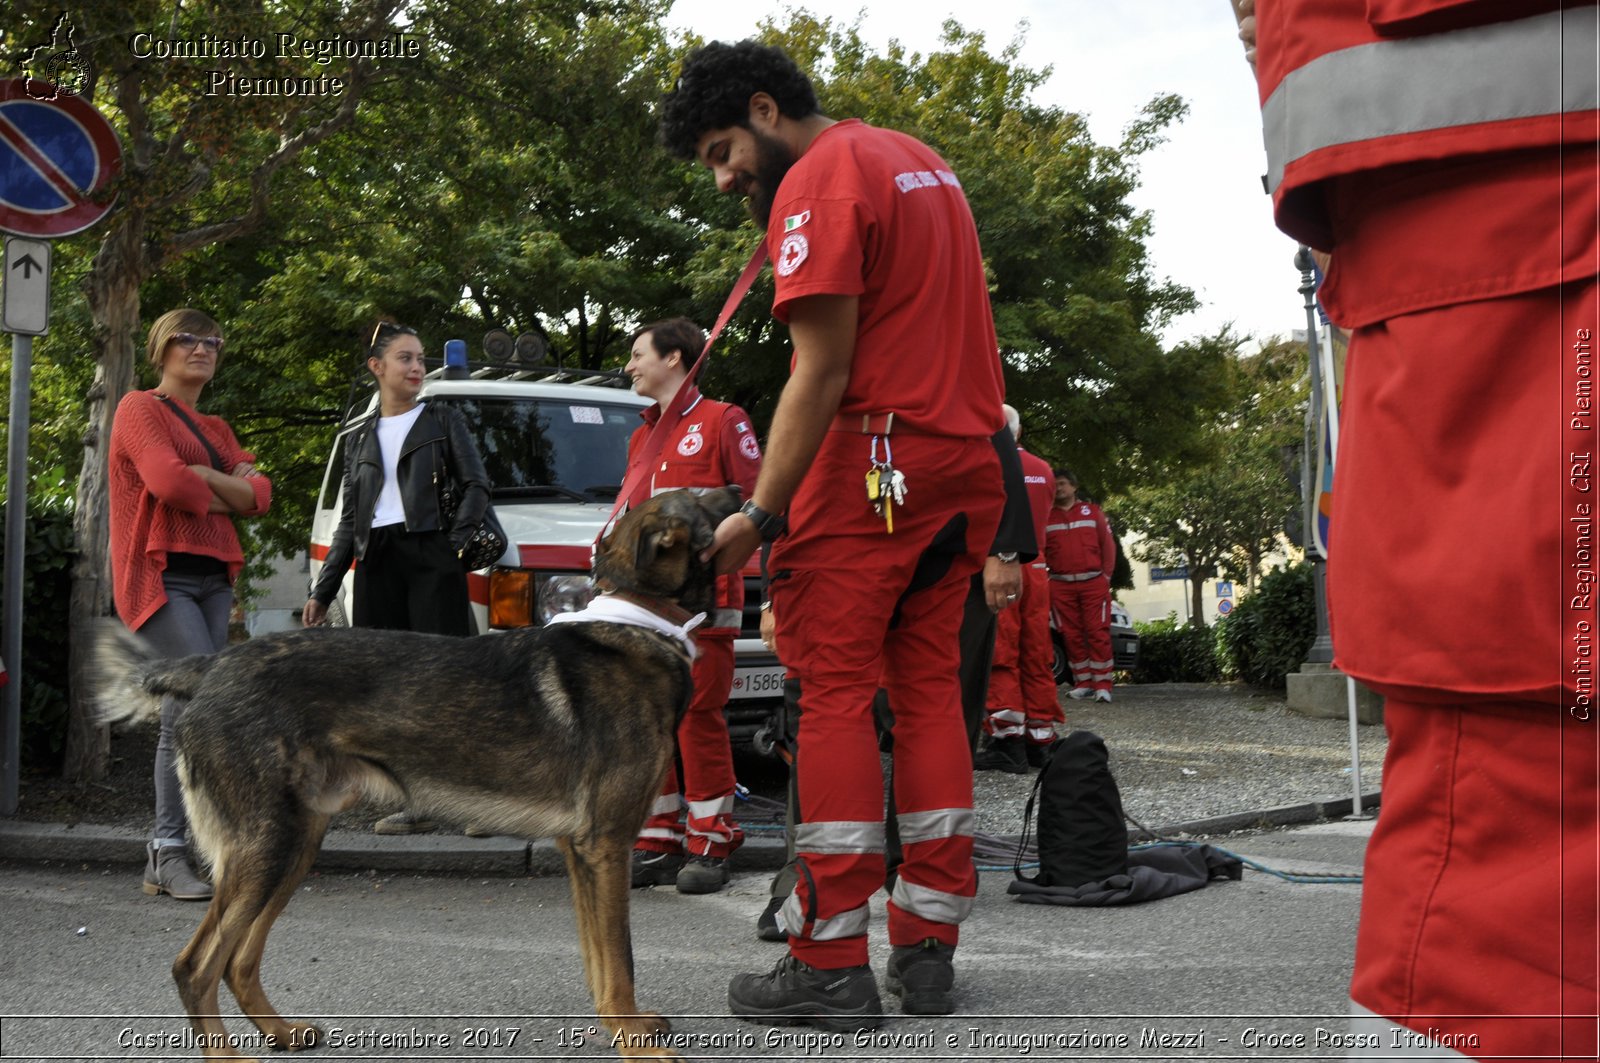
729,665,786,699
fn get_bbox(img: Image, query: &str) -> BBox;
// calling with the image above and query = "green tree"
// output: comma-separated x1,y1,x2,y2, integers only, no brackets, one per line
4,0,401,779
1120,334,1307,626
660,17,1231,485
6,4,1238,778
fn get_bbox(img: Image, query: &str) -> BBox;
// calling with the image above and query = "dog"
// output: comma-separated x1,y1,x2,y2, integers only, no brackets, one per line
94,487,743,1063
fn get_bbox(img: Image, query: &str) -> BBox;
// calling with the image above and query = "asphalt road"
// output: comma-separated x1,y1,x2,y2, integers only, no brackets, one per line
0,819,1377,1063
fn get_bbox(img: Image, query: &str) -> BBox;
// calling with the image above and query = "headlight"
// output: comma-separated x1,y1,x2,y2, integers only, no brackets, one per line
488,570,595,628
535,572,596,625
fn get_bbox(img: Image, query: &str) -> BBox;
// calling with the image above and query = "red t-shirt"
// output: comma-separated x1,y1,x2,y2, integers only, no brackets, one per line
1018,447,1055,559
625,386,762,628
765,119,1004,438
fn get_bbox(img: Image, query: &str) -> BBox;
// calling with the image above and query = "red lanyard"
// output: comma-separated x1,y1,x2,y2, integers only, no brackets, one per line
600,244,769,541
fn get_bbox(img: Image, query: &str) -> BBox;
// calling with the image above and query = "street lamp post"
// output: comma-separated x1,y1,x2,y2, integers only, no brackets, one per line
1297,246,1334,665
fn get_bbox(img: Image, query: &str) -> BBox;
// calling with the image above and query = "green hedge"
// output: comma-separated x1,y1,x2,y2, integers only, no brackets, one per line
0,499,74,767
1217,562,1317,688
1129,614,1224,683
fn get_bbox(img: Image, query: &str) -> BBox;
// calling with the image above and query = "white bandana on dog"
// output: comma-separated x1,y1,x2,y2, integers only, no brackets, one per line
544,594,705,660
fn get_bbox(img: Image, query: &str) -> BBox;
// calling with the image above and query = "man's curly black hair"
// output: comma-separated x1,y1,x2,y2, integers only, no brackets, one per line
659,40,821,160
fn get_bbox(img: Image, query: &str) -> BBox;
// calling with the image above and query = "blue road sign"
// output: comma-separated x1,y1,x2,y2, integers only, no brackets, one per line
0,79,121,238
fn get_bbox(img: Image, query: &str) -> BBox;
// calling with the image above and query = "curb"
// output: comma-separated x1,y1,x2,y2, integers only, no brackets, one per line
0,791,1380,878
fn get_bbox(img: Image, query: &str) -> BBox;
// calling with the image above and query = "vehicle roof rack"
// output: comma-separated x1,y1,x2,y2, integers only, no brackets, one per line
335,355,632,428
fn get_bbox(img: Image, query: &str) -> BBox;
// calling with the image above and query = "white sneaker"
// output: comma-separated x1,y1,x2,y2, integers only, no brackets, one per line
1093,689,1113,703
1067,686,1094,700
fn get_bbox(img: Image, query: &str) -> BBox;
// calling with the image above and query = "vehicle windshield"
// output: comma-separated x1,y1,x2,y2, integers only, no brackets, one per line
432,396,640,503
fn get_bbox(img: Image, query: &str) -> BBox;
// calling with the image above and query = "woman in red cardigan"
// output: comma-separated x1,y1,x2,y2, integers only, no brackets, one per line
109,308,272,900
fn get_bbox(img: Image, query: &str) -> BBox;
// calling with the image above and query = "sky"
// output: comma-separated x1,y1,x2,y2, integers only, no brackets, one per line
661,0,1308,348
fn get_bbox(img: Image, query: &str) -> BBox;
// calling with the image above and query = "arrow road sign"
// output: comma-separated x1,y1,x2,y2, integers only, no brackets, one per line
3,236,50,335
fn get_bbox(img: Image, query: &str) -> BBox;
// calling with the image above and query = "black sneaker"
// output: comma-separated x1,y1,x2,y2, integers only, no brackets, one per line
886,937,956,1015
972,737,1028,774
728,954,884,1032
756,896,788,941
1025,742,1050,769
629,848,683,888
676,855,729,894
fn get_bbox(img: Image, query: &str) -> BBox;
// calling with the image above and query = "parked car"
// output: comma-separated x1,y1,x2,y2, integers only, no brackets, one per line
308,356,785,753
1050,600,1141,686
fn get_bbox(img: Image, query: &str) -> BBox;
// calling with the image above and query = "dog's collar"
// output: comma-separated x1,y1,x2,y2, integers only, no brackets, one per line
544,593,705,659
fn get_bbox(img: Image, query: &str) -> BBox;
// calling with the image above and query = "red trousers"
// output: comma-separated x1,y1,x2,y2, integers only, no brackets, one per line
637,633,743,859
1353,698,1598,1061
770,432,1002,968
1332,279,1600,1057
1050,575,1113,693
985,563,1062,745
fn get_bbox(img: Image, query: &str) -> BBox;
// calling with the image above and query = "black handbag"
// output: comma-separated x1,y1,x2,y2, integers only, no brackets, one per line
435,431,508,571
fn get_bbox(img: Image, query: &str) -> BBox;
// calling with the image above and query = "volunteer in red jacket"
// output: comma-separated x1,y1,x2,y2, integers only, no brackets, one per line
976,404,1062,772
662,40,1008,1029
1237,2,1598,1057
1046,469,1116,703
622,316,762,895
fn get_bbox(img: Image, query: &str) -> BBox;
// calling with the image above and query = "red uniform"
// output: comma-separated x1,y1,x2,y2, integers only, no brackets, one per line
985,447,1062,747
1045,499,1116,695
625,386,762,860
765,119,1005,969
1258,4,1599,1058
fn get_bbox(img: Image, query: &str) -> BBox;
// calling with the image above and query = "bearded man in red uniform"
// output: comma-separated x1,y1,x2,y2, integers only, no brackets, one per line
661,40,1011,1030
622,317,762,895
1236,2,1598,1058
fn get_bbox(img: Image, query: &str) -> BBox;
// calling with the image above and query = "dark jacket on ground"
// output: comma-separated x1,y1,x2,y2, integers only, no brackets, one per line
311,402,490,605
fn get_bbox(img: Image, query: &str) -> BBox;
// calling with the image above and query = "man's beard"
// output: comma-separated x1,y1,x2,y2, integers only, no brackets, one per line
746,130,796,228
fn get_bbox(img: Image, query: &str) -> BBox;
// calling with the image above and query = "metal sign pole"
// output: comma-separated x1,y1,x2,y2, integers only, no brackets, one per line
3,331,32,815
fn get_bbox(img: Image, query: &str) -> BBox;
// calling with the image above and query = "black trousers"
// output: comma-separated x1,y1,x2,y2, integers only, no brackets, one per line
353,525,472,636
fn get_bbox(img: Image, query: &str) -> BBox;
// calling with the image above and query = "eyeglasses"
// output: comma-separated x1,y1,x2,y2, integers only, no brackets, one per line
172,333,224,354
369,321,418,349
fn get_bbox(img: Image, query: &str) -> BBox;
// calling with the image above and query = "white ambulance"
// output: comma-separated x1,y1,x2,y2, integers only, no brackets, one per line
308,359,786,752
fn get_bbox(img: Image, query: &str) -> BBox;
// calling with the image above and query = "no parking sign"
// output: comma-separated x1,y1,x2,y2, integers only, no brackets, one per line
0,78,121,238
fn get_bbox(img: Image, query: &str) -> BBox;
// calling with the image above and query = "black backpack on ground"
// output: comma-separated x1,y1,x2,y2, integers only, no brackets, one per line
1007,729,1242,906
1022,730,1129,887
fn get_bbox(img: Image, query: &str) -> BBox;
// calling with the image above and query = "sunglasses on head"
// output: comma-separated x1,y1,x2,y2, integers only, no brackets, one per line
369,321,418,349
173,333,223,354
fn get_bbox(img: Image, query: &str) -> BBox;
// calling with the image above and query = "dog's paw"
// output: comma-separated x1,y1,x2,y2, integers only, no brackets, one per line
264,1021,323,1052
608,1013,678,1058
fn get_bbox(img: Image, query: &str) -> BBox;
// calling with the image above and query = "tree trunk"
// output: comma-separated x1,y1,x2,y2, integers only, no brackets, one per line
1190,572,1206,629
62,218,143,781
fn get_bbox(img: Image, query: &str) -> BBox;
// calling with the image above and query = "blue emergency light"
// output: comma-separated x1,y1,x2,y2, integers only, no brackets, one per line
443,338,469,379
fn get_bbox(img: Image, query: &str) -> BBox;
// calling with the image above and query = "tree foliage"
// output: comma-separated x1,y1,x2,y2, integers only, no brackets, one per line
4,2,1234,777
1120,335,1308,625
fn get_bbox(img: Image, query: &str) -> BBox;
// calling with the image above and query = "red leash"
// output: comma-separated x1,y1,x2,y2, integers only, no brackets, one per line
599,245,769,541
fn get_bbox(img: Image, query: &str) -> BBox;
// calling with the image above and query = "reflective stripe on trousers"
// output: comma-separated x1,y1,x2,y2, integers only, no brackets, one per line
636,635,743,858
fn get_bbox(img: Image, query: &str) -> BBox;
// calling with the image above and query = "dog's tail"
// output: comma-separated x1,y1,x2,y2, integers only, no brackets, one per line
92,619,216,727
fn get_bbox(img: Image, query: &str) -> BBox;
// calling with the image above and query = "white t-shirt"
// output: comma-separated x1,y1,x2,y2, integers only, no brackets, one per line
371,403,426,529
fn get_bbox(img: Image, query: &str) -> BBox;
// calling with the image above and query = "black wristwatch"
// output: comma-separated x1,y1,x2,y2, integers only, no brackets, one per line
740,500,787,542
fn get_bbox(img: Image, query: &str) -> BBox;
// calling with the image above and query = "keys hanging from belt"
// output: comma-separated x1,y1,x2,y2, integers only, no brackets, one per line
865,436,908,533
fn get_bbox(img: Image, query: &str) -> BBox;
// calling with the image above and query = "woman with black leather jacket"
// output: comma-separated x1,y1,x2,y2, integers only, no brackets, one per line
302,323,492,834
303,322,490,637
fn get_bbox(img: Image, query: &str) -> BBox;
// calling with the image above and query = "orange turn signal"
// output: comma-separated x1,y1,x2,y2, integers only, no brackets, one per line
488,568,534,629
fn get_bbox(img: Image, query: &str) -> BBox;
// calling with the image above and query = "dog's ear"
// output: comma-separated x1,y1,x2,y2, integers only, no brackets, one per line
634,522,681,572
